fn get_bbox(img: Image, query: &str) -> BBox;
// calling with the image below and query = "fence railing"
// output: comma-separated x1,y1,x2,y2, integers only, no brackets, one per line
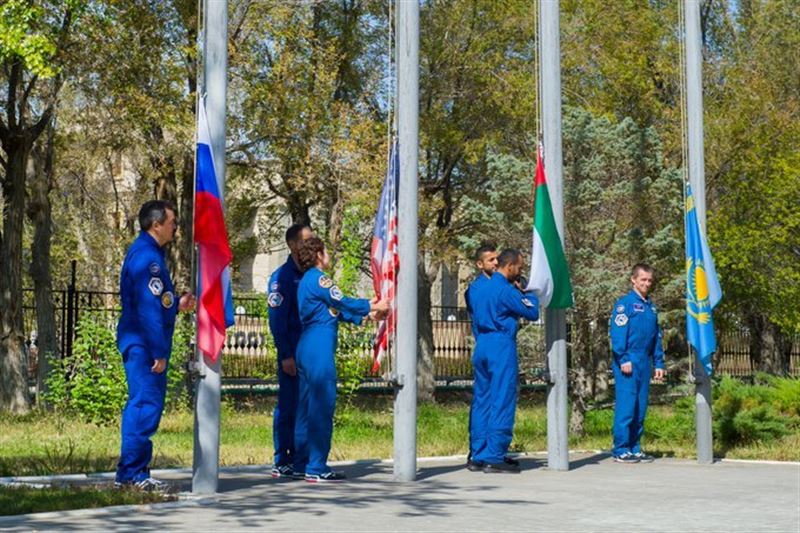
21,281,800,382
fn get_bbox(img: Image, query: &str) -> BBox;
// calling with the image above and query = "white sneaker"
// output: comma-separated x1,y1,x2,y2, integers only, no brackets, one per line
134,477,173,492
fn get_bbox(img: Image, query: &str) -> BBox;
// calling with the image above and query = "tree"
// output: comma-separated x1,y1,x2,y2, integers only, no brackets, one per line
416,0,536,400
703,0,800,373
0,0,80,413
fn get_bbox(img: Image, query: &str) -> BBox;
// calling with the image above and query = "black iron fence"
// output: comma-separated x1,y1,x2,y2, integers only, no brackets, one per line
21,265,800,383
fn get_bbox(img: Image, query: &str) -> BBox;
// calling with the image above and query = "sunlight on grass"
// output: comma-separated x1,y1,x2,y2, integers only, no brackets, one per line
1,397,797,478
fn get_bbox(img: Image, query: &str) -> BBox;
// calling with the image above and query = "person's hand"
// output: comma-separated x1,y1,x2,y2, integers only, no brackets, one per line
371,298,389,314
151,358,167,374
620,362,633,375
281,357,297,377
370,309,388,321
654,368,666,382
179,292,196,312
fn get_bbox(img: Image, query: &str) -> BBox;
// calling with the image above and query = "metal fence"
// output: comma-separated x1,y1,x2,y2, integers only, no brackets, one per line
21,275,800,382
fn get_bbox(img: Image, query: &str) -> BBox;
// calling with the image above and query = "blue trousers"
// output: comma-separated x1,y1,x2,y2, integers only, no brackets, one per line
116,346,167,483
293,326,337,476
612,355,652,456
471,334,518,464
273,360,299,466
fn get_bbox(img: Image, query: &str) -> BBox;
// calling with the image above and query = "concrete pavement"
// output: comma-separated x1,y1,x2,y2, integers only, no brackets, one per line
2,454,798,531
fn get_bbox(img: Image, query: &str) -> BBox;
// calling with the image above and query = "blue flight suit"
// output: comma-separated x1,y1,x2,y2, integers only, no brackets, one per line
469,273,539,465
465,273,492,461
292,268,370,476
609,290,665,457
115,231,178,483
267,256,303,467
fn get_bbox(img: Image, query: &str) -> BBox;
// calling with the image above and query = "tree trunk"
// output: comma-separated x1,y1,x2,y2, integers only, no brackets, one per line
28,122,59,404
746,312,786,375
0,136,32,413
416,257,436,402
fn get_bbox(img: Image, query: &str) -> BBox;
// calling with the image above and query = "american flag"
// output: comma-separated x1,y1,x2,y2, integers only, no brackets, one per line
370,139,399,372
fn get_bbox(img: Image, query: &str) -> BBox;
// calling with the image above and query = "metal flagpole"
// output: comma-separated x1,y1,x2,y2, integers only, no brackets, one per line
684,0,714,465
539,0,569,471
192,0,228,494
393,0,419,482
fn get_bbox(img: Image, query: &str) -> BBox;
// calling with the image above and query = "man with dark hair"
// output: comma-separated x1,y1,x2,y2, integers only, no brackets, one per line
116,200,195,491
467,248,539,473
464,243,497,470
609,262,666,464
267,222,313,478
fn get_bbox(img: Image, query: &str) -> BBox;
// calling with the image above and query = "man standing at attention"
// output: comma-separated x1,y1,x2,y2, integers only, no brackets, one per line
116,200,195,491
469,248,539,473
465,243,497,471
610,263,666,464
267,223,313,478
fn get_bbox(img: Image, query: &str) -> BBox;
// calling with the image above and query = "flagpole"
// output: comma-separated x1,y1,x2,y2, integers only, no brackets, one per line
192,0,227,494
393,0,419,482
539,0,570,472
684,0,713,465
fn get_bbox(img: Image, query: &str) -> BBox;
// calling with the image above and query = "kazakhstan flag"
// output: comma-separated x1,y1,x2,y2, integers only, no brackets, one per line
685,184,722,375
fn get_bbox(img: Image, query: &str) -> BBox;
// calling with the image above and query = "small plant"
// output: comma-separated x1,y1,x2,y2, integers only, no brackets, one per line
713,376,799,449
44,311,199,425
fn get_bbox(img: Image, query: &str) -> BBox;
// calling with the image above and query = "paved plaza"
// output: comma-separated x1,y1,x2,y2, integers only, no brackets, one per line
1,453,798,531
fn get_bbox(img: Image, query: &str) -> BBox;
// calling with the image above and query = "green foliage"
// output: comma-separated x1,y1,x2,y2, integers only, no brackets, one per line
44,312,195,424
335,324,374,409
165,314,193,411
713,376,800,448
0,0,58,77
0,485,173,516
44,313,126,425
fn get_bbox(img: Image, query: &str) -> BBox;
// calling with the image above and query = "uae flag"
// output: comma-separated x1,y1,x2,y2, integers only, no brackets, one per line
525,142,574,308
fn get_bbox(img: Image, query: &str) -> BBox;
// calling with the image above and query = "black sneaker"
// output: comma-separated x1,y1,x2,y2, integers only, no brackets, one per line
633,452,655,463
613,452,640,464
466,458,485,472
271,464,294,478
483,461,520,474
503,456,520,467
291,470,306,480
305,471,346,483
134,477,173,493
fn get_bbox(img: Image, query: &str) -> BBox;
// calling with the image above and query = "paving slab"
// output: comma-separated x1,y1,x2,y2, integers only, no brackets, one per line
1,454,798,532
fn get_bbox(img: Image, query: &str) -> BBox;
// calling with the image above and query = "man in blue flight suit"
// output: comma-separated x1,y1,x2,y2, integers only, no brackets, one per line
267,223,313,478
609,263,666,464
469,248,539,473
115,200,195,491
465,243,497,471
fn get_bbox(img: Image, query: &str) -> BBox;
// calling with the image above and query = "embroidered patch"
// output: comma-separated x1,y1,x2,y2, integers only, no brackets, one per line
633,303,645,313
319,275,334,289
270,281,279,291
522,298,534,308
161,291,174,308
268,292,284,308
330,286,343,301
328,307,340,317
149,262,161,275
616,305,625,313
148,277,164,296
614,314,628,327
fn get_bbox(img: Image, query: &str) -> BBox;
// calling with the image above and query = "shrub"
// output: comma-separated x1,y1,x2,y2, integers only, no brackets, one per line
713,376,799,448
44,311,194,425
44,313,126,426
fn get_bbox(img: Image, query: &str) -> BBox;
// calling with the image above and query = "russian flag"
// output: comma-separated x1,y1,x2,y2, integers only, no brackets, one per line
194,100,234,361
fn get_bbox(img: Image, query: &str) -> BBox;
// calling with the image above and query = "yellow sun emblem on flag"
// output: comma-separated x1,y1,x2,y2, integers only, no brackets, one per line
686,258,711,324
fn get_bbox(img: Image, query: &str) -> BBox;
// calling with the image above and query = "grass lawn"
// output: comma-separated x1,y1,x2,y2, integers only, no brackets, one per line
0,485,174,516
2,395,797,480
